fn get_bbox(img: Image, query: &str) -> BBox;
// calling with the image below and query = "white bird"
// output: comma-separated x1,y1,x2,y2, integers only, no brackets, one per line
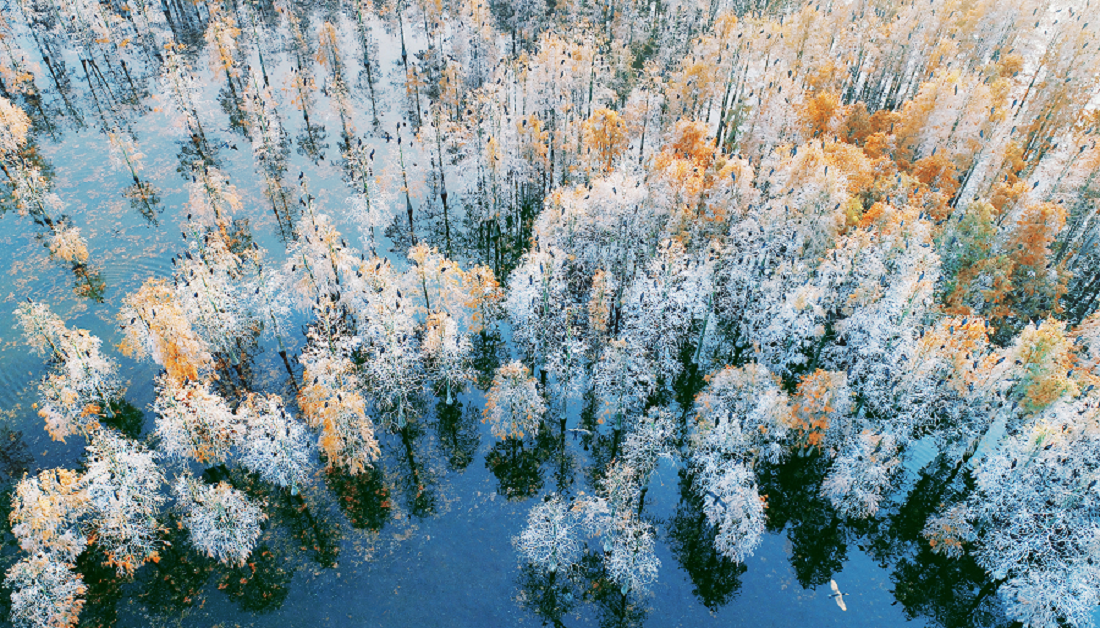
829,579,848,611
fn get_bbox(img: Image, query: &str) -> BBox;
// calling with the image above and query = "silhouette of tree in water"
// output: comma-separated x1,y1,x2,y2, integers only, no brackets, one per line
756,453,847,588
485,437,545,501
325,464,391,533
863,459,1011,628
667,470,746,611
577,551,650,628
515,562,582,628
215,544,291,613
132,518,216,620
433,399,480,472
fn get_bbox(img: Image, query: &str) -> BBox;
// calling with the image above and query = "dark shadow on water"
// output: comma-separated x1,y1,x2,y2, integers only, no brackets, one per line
756,453,847,589
133,518,216,621
100,399,145,440
393,421,437,518
579,550,650,628
215,543,291,614
433,399,479,472
0,428,32,483
485,438,544,501
667,469,746,611
471,329,505,391
325,464,391,533
516,562,582,628
76,543,129,628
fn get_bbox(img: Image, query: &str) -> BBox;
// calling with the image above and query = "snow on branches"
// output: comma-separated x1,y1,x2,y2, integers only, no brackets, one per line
483,362,546,441
174,474,264,567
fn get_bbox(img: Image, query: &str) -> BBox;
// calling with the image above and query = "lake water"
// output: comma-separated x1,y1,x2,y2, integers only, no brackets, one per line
0,2,1015,627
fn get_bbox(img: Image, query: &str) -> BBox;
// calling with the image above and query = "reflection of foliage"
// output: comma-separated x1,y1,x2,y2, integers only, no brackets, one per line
515,562,581,628
667,470,746,611
757,453,847,588
578,551,649,628
892,547,1009,628
296,124,328,164
75,544,128,628
0,427,32,482
869,460,1008,628
123,181,161,226
133,519,215,619
470,329,505,391
99,400,144,440
215,544,291,614
72,263,106,302
175,135,219,176
325,465,391,533
396,423,436,518
485,439,544,501
434,399,479,472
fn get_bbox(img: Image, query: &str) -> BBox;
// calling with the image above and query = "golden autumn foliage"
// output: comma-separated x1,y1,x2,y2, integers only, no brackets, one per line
118,279,213,382
789,370,850,451
582,108,629,174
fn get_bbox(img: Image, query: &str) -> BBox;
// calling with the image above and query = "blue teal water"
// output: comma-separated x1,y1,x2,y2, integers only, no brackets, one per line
0,5,1008,627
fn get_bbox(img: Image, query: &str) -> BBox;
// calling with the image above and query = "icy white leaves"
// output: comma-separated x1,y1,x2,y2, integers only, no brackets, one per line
515,495,582,573
697,460,766,564
5,553,86,628
689,365,793,562
820,431,900,519
237,394,314,491
422,312,473,405
925,395,1100,628
84,430,166,574
174,474,264,567
483,362,546,441
154,375,236,464
15,301,124,441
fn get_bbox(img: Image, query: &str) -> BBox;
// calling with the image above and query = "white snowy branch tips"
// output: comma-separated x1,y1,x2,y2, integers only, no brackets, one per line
604,517,661,596
483,361,546,441
5,553,86,628
820,431,900,519
15,301,125,442
515,495,581,574
689,364,792,563
928,394,1100,628
696,459,766,564
236,393,314,493
422,312,474,405
83,429,166,575
9,469,88,562
153,375,236,464
174,474,265,567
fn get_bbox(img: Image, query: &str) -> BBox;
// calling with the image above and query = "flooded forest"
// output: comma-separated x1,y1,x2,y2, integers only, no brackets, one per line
1,0,1100,626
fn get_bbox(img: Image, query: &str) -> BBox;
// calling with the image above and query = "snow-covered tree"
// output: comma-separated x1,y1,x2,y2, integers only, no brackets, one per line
83,430,166,574
236,393,313,493
174,473,264,567
514,495,581,574
153,375,236,464
4,553,86,628
483,362,546,441
422,312,473,405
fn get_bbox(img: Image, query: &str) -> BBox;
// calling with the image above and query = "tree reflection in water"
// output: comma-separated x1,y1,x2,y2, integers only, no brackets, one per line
434,399,479,472
486,437,545,501
515,562,582,628
757,452,848,588
325,464,391,534
216,544,291,613
667,470,746,611
579,551,650,628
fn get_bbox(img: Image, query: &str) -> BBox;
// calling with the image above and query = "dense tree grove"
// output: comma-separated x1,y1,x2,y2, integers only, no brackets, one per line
1,0,1100,625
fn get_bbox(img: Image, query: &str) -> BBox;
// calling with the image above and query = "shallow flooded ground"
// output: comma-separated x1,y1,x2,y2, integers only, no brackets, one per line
0,1,1028,627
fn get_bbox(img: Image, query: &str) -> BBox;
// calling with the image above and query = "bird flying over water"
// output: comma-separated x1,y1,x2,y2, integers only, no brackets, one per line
830,579,847,611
